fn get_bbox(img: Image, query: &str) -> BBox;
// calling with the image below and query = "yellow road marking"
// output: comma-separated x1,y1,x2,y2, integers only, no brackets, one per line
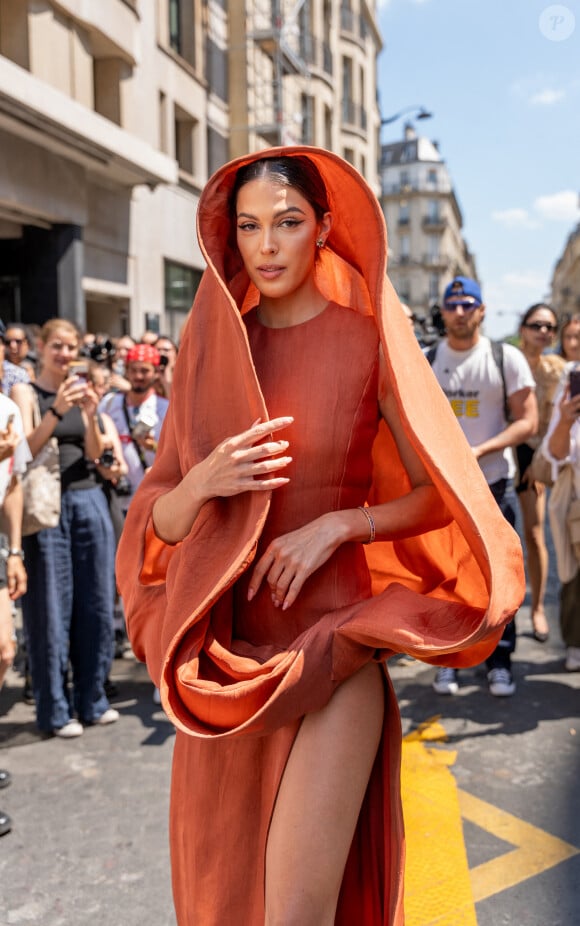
402,719,477,925
459,789,580,902
401,718,580,924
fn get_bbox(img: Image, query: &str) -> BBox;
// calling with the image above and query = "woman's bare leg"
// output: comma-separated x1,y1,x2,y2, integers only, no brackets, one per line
518,486,549,636
264,662,384,926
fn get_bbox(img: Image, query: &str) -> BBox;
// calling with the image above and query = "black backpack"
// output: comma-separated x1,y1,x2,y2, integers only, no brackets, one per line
426,340,510,423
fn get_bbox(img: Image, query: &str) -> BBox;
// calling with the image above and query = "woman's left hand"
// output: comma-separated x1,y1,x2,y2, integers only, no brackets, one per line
247,513,345,610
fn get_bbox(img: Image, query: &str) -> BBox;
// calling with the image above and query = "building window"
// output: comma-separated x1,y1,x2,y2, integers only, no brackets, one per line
341,57,354,123
324,104,332,149
165,260,202,339
427,168,438,188
301,94,314,145
0,1,29,69
169,0,181,54
429,272,439,300
159,92,168,152
93,58,124,126
427,236,439,262
400,170,410,189
399,278,410,302
427,199,440,222
169,0,195,67
343,147,355,166
174,105,196,175
399,235,410,262
399,202,410,225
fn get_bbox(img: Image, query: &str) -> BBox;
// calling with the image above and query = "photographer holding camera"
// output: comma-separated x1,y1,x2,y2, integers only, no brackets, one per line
98,344,168,514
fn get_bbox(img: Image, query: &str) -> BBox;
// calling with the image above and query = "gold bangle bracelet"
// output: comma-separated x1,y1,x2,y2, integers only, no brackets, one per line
357,505,376,544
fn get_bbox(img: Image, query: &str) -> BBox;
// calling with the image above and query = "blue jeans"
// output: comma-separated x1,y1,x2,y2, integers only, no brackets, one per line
486,478,517,672
22,487,115,732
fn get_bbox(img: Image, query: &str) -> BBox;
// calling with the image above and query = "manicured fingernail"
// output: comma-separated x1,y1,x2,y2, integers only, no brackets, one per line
282,601,290,611
247,588,254,601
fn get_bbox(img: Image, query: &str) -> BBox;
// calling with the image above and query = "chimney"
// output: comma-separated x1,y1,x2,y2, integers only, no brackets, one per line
404,122,417,140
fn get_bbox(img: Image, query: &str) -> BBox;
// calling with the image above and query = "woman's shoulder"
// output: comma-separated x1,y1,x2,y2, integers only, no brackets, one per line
537,352,567,384
329,302,378,335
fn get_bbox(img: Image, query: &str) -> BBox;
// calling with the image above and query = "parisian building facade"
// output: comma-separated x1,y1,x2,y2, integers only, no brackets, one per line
550,221,580,320
0,0,382,339
379,124,477,322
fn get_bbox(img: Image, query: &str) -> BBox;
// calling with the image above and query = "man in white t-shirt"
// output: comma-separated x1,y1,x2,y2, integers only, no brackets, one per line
99,344,169,514
429,276,537,697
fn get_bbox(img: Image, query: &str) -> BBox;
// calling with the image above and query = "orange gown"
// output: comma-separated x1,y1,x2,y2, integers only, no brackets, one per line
116,146,525,925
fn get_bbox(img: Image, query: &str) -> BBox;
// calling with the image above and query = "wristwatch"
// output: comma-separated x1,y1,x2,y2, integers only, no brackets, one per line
7,548,24,560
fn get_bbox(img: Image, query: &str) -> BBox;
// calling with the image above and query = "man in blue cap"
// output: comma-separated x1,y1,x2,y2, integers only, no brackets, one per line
428,276,537,696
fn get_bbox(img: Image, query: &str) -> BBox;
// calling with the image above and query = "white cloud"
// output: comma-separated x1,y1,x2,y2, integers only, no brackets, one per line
534,190,580,222
529,88,565,105
510,74,572,107
491,208,541,230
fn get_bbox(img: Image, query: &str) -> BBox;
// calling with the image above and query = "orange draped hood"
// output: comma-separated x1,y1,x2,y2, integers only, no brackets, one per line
116,145,524,739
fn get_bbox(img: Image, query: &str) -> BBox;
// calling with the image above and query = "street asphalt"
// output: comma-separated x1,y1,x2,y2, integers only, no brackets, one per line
1,510,579,925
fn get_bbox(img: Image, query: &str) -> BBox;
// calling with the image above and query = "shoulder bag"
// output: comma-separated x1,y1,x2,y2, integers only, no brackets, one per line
21,389,61,536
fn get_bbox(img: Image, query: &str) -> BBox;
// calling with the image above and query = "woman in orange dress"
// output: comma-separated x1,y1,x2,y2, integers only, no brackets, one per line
117,148,524,925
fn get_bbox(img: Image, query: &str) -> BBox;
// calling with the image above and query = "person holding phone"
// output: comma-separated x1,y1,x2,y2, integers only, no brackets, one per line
12,319,118,737
544,350,580,671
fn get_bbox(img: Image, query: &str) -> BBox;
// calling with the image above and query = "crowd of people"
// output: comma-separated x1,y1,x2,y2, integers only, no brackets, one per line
0,149,578,926
0,320,177,835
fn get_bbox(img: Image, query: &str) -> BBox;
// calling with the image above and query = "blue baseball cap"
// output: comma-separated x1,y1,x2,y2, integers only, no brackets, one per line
443,276,482,305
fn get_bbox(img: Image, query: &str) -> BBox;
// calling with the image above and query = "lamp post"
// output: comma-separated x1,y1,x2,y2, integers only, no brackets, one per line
380,105,433,128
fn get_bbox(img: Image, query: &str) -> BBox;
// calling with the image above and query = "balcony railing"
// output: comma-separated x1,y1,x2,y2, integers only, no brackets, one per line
340,8,368,44
422,215,447,230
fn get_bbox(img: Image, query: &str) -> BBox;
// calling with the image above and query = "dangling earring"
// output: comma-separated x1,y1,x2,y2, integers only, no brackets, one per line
316,238,324,248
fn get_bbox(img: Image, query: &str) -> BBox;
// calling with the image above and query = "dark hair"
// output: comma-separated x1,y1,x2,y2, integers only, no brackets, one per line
229,156,330,222
520,302,558,329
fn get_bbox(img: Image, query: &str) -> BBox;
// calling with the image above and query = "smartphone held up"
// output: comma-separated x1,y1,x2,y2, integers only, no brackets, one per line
569,367,580,399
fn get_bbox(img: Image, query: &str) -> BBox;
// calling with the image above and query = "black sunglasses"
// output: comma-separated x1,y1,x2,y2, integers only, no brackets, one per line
3,337,26,345
442,300,480,312
522,322,558,333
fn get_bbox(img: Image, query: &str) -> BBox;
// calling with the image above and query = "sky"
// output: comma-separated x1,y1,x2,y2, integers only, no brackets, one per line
376,0,580,339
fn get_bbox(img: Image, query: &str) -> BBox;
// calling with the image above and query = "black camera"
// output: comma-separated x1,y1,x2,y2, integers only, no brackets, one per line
114,475,132,497
158,354,169,369
98,448,115,468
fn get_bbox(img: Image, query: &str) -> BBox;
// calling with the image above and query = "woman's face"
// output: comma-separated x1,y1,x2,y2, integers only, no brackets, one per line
562,321,580,362
235,178,331,308
520,307,558,353
40,328,79,377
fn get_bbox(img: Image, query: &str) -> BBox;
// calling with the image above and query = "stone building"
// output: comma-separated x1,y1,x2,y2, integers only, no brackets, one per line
0,0,382,339
379,124,477,322
550,221,580,319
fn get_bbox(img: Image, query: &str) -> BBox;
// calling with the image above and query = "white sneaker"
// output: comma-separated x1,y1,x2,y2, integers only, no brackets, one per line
53,719,83,738
565,647,580,671
433,667,459,695
95,708,120,725
487,667,516,697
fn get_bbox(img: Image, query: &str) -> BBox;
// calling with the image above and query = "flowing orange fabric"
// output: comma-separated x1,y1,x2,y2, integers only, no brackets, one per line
116,146,524,925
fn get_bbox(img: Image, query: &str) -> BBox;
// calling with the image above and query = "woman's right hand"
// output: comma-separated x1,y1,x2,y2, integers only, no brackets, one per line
52,375,89,416
0,422,19,463
152,417,294,545
193,417,294,504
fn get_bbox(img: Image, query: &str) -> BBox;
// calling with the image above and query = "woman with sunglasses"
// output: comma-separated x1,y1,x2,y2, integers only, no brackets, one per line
515,304,565,642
